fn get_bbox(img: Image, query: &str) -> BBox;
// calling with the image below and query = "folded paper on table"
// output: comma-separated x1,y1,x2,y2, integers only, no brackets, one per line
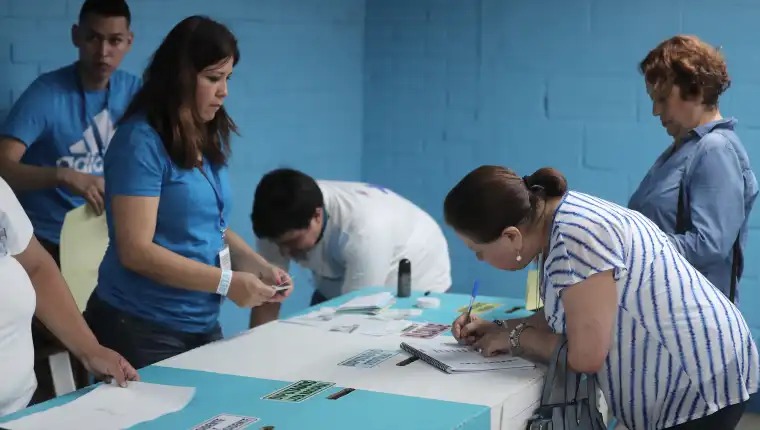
59,205,109,312
400,336,536,374
282,312,414,337
1,381,195,430
335,292,395,314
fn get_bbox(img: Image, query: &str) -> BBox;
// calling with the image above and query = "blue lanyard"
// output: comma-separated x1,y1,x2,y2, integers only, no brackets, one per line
197,163,226,236
75,67,110,158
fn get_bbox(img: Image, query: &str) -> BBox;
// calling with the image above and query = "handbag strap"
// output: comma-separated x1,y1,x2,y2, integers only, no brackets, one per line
541,338,568,404
676,173,742,303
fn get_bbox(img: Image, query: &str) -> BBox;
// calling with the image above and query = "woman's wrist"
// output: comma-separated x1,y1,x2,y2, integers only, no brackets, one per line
494,317,524,333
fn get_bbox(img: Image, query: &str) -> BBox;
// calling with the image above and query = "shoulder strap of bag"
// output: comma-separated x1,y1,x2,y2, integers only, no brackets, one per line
675,141,742,303
541,338,566,403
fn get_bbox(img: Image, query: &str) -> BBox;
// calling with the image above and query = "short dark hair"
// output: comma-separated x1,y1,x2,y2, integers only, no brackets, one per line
444,166,568,243
639,35,730,107
251,168,324,240
79,0,131,25
121,15,239,169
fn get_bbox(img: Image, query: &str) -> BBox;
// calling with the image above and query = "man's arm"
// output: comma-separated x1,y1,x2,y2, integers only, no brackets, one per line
0,138,61,191
0,84,106,213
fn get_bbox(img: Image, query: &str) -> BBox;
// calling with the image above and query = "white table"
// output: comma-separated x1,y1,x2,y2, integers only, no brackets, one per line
158,289,546,429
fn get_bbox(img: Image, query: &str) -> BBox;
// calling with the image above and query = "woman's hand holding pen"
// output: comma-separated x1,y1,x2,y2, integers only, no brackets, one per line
451,314,500,345
452,314,513,357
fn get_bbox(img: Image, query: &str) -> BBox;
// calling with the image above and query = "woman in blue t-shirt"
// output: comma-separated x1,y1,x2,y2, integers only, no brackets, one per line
83,16,292,368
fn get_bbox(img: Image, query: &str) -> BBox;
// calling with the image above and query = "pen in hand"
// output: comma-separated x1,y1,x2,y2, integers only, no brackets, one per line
465,280,480,324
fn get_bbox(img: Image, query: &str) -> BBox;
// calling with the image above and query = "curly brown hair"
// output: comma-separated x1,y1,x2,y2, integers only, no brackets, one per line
639,35,730,107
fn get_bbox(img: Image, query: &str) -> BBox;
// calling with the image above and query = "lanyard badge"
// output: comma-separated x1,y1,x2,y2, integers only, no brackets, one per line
197,164,229,270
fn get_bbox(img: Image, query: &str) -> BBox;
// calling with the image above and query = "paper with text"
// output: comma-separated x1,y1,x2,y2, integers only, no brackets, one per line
400,336,536,373
1,382,195,430
335,292,395,314
282,312,414,336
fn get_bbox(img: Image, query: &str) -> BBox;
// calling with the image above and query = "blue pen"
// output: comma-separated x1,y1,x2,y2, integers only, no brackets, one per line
465,280,480,323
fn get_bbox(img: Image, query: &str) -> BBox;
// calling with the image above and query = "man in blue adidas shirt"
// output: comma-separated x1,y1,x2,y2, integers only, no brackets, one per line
0,0,140,265
0,0,140,405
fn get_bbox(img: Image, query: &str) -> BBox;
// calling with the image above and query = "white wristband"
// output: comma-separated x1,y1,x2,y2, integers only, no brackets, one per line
217,269,233,296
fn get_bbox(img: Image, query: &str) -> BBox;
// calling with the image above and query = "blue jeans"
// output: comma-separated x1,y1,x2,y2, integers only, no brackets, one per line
83,292,223,370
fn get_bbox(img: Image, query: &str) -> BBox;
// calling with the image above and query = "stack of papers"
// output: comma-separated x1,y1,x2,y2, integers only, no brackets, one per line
282,312,415,337
335,292,396,314
0,381,195,430
400,336,536,373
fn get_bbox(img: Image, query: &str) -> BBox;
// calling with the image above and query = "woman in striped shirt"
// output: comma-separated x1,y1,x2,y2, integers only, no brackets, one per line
446,165,758,430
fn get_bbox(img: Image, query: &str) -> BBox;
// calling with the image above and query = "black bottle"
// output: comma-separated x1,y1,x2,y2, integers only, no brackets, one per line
397,258,411,297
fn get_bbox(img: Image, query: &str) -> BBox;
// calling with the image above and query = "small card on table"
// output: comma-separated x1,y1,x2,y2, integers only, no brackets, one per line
262,380,335,403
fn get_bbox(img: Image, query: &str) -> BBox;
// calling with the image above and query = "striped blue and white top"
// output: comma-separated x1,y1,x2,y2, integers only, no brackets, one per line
542,191,759,430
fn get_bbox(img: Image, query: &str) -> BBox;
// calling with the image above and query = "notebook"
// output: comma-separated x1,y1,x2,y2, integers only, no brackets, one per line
336,292,396,314
399,336,536,373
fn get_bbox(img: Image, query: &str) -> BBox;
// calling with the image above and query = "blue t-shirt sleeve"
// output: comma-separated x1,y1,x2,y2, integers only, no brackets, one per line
0,80,50,147
104,123,165,197
546,215,627,291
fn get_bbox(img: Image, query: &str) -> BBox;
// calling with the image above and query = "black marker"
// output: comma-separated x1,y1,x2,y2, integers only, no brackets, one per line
327,388,355,400
505,305,524,314
396,356,419,366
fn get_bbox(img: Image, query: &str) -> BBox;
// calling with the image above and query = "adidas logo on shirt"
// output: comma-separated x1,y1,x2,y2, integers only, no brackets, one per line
56,109,114,174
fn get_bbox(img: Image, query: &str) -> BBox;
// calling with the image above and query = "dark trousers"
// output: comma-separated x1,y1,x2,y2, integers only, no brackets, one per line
83,292,223,370
664,401,746,430
310,290,328,306
29,237,90,406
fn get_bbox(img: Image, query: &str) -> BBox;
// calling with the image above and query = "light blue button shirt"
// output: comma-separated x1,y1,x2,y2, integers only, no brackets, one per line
628,118,758,298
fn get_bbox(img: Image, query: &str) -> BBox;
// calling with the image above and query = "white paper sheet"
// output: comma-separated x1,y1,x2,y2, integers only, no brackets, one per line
281,312,414,337
335,292,395,313
1,381,195,430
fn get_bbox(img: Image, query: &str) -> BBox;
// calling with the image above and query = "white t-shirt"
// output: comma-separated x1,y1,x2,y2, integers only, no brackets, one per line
0,177,37,416
258,180,452,300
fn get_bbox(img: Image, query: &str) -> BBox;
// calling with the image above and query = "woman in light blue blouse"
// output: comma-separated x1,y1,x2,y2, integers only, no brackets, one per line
629,35,758,302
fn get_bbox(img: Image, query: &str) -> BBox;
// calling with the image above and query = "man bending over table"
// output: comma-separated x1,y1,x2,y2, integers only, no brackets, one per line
249,168,452,327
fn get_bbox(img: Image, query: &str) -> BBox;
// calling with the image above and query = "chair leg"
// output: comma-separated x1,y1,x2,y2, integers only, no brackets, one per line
49,351,77,396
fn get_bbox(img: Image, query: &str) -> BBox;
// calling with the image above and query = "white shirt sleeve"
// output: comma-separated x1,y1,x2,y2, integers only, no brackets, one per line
0,177,33,257
255,237,290,271
339,226,395,294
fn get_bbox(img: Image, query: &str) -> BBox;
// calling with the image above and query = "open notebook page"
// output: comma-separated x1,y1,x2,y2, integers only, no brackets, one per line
400,336,536,373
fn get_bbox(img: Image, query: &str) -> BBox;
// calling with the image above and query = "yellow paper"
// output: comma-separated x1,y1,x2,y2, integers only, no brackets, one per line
525,269,543,311
59,205,109,312
455,302,501,314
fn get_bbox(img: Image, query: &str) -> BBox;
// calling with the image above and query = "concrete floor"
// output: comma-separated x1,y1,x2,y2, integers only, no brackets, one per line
738,412,760,430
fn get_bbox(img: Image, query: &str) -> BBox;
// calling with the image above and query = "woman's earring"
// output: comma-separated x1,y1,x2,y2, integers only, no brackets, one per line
516,254,522,262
